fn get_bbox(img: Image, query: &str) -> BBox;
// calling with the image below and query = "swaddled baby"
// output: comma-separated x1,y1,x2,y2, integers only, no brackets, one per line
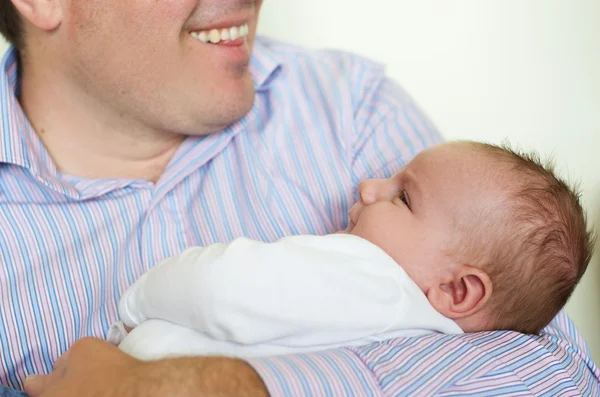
109,141,594,360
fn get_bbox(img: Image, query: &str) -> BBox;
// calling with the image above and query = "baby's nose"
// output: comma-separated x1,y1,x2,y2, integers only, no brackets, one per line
358,178,399,203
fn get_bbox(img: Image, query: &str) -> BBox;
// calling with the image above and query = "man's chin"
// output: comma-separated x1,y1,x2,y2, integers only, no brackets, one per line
186,100,255,135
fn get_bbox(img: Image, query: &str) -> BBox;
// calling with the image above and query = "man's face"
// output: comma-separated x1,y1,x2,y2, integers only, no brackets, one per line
57,0,263,135
347,144,502,292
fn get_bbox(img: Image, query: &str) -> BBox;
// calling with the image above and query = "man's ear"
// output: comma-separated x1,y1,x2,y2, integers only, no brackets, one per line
10,0,62,32
426,265,493,320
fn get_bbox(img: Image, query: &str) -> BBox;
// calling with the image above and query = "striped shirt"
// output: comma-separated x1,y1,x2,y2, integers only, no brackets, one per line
0,37,598,396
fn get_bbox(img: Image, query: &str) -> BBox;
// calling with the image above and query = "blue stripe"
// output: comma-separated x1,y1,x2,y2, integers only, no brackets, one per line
12,185,64,367
269,83,315,232
222,142,256,238
275,356,313,396
0,229,26,387
256,359,293,396
295,354,335,396
182,167,207,246
244,109,287,238
336,349,380,396
58,206,96,336
304,60,350,222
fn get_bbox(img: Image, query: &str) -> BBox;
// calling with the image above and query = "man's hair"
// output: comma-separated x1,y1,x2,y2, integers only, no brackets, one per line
0,1,23,50
459,142,595,334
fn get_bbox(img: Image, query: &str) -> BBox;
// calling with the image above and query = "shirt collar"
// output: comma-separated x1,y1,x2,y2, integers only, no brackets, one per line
1,48,33,169
0,48,80,197
250,36,282,91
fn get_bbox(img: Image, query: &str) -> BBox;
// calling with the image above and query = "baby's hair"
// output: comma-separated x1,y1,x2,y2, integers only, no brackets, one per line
463,142,595,334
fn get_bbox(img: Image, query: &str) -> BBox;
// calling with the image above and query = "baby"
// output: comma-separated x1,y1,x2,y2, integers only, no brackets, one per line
109,141,595,361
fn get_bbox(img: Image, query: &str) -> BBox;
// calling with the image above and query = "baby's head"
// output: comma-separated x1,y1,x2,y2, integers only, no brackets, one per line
347,141,595,334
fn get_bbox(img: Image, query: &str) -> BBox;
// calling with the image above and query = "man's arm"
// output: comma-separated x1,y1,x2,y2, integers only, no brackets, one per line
25,315,596,397
248,317,598,396
24,338,269,397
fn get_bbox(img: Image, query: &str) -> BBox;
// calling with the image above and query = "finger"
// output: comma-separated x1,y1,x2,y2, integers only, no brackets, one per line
70,336,109,356
24,373,57,397
69,337,126,365
24,348,71,397
52,350,71,373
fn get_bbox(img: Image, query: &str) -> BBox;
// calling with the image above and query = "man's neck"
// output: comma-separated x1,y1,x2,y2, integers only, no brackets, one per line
18,61,184,183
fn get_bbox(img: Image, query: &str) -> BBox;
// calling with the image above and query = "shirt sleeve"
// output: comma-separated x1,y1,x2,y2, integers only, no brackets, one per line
248,311,600,396
248,348,383,397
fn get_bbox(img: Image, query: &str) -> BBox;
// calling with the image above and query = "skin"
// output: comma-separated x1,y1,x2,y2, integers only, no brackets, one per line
12,0,262,181
24,338,268,397
347,142,502,331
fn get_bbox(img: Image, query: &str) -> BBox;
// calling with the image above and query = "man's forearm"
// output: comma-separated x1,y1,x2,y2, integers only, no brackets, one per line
142,356,270,397
24,338,270,397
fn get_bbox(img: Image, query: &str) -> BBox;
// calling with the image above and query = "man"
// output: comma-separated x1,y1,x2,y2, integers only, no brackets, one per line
0,0,597,396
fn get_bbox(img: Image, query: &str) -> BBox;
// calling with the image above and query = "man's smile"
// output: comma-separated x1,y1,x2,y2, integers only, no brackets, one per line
190,23,249,44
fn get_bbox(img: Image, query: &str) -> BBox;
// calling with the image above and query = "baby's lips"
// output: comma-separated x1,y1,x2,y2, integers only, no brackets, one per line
343,220,356,233
348,202,363,226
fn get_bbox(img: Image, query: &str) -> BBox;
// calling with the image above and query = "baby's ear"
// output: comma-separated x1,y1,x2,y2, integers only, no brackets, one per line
426,266,492,320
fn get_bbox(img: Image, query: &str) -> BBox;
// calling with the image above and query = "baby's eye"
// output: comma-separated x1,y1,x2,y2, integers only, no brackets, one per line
399,191,410,209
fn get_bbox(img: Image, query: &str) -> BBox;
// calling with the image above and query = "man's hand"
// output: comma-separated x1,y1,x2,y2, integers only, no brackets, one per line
24,338,145,397
24,337,269,397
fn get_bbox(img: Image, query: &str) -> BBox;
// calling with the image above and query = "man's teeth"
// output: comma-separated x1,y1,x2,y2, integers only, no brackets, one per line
191,23,249,44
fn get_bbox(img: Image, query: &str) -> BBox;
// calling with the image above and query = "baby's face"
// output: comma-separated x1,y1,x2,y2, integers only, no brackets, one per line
346,143,501,292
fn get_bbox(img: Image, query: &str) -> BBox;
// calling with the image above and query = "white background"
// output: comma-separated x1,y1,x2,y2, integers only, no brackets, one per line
2,0,599,360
